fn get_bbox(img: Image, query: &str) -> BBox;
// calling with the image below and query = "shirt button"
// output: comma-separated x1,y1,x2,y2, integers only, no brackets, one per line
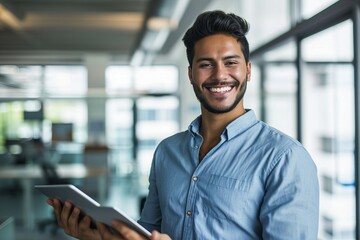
186,210,192,216
192,176,198,182
194,145,199,149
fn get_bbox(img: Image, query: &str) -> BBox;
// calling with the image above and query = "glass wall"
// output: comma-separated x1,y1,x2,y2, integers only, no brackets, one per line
0,65,88,165
240,0,292,49
0,64,179,174
301,0,339,19
262,41,298,138
136,96,179,184
0,66,86,134
106,99,134,176
302,20,355,239
245,1,358,238
44,66,87,96
105,65,179,182
0,65,42,98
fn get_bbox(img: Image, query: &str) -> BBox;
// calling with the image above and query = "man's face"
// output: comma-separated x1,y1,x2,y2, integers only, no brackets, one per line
188,34,251,114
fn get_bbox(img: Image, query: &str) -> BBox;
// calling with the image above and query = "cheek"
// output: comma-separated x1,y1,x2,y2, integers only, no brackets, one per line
190,72,204,85
231,69,246,81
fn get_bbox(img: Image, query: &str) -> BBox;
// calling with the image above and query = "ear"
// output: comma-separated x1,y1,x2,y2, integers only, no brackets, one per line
246,61,252,81
188,66,193,84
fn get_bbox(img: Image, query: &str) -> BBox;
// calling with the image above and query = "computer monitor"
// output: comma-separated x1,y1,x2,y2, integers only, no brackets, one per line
51,123,73,142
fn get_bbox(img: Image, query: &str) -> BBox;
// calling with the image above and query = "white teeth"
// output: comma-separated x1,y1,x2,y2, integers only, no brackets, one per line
209,86,232,93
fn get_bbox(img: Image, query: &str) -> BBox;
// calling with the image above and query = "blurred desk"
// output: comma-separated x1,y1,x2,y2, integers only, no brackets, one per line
0,164,107,230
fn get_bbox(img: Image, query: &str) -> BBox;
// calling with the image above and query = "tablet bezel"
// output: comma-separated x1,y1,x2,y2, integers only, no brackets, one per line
87,206,151,239
34,184,100,210
35,184,151,239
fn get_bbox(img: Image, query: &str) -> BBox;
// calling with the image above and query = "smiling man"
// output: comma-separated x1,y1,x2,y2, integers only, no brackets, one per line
48,10,319,240
190,34,249,115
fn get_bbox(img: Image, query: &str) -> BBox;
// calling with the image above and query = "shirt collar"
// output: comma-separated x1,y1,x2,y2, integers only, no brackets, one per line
188,115,202,138
188,109,258,140
224,109,258,140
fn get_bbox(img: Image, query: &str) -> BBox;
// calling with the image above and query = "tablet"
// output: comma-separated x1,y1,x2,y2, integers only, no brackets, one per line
34,184,100,211
34,184,151,239
87,206,151,239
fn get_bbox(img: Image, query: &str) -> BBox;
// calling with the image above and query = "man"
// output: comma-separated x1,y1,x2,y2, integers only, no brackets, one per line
48,10,319,239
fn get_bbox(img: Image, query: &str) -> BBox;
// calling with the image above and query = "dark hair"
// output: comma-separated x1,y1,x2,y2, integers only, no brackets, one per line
182,10,250,66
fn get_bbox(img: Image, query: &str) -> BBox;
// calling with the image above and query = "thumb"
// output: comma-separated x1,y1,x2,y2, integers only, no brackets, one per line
151,230,160,240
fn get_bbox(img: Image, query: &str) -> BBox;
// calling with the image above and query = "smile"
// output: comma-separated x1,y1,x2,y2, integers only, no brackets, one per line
208,86,233,93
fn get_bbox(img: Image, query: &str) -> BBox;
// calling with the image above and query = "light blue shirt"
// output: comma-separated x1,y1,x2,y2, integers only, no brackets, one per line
139,110,319,239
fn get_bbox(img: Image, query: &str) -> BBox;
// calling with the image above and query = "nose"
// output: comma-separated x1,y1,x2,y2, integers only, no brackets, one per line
212,63,227,81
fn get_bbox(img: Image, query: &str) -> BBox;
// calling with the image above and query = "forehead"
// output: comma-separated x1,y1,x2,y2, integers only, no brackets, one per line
193,34,243,58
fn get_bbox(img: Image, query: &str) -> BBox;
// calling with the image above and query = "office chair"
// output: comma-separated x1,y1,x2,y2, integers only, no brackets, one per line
40,161,65,185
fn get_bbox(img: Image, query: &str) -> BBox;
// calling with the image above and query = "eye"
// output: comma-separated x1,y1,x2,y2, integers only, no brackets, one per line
225,61,238,66
199,63,213,68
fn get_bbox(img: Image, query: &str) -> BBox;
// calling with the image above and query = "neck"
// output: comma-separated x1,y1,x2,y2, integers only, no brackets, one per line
197,107,246,161
200,106,246,139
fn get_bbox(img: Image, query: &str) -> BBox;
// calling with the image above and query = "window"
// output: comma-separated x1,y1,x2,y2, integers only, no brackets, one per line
106,99,134,176
106,65,178,94
134,66,178,93
136,96,179,182
0,65,42,97
105,66,133,93
105,65,180,180
0,65,88,153
255,41,298,138
264,64,297,138
44,66,87,96
301,20,355,239
301,0,339,19
239,0,292,48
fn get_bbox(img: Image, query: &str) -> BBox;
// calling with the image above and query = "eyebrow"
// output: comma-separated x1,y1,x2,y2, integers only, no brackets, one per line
195,54,241,63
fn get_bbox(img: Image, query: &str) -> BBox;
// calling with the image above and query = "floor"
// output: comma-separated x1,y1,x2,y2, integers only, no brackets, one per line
0,175,147,240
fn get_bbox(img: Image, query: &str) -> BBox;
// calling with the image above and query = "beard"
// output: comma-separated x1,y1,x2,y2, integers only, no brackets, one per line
192,76,248,114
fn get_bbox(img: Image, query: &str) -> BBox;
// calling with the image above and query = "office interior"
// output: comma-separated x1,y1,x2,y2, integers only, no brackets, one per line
0,0,359,239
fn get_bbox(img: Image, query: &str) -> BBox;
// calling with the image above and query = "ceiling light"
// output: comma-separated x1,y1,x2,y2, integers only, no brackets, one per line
147,17,178,30
0,4,21,29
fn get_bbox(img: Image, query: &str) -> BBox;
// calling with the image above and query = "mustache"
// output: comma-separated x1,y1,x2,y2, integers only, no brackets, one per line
203,81,239,88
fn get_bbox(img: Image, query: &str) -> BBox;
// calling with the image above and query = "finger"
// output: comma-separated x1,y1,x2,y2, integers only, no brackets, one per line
61,201,73,230
52,199,64,227
151,231,162,240
97,222,117,240
151,230,159,240
47,198,53,206
78,215,92,232
112,220,143,240
151,230,171,240
78,216,102,239
68,207,81,236
97,222,106,236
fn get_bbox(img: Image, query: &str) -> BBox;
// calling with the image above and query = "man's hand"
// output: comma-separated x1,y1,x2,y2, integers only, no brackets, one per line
97,220,171,240
47,198,101,240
